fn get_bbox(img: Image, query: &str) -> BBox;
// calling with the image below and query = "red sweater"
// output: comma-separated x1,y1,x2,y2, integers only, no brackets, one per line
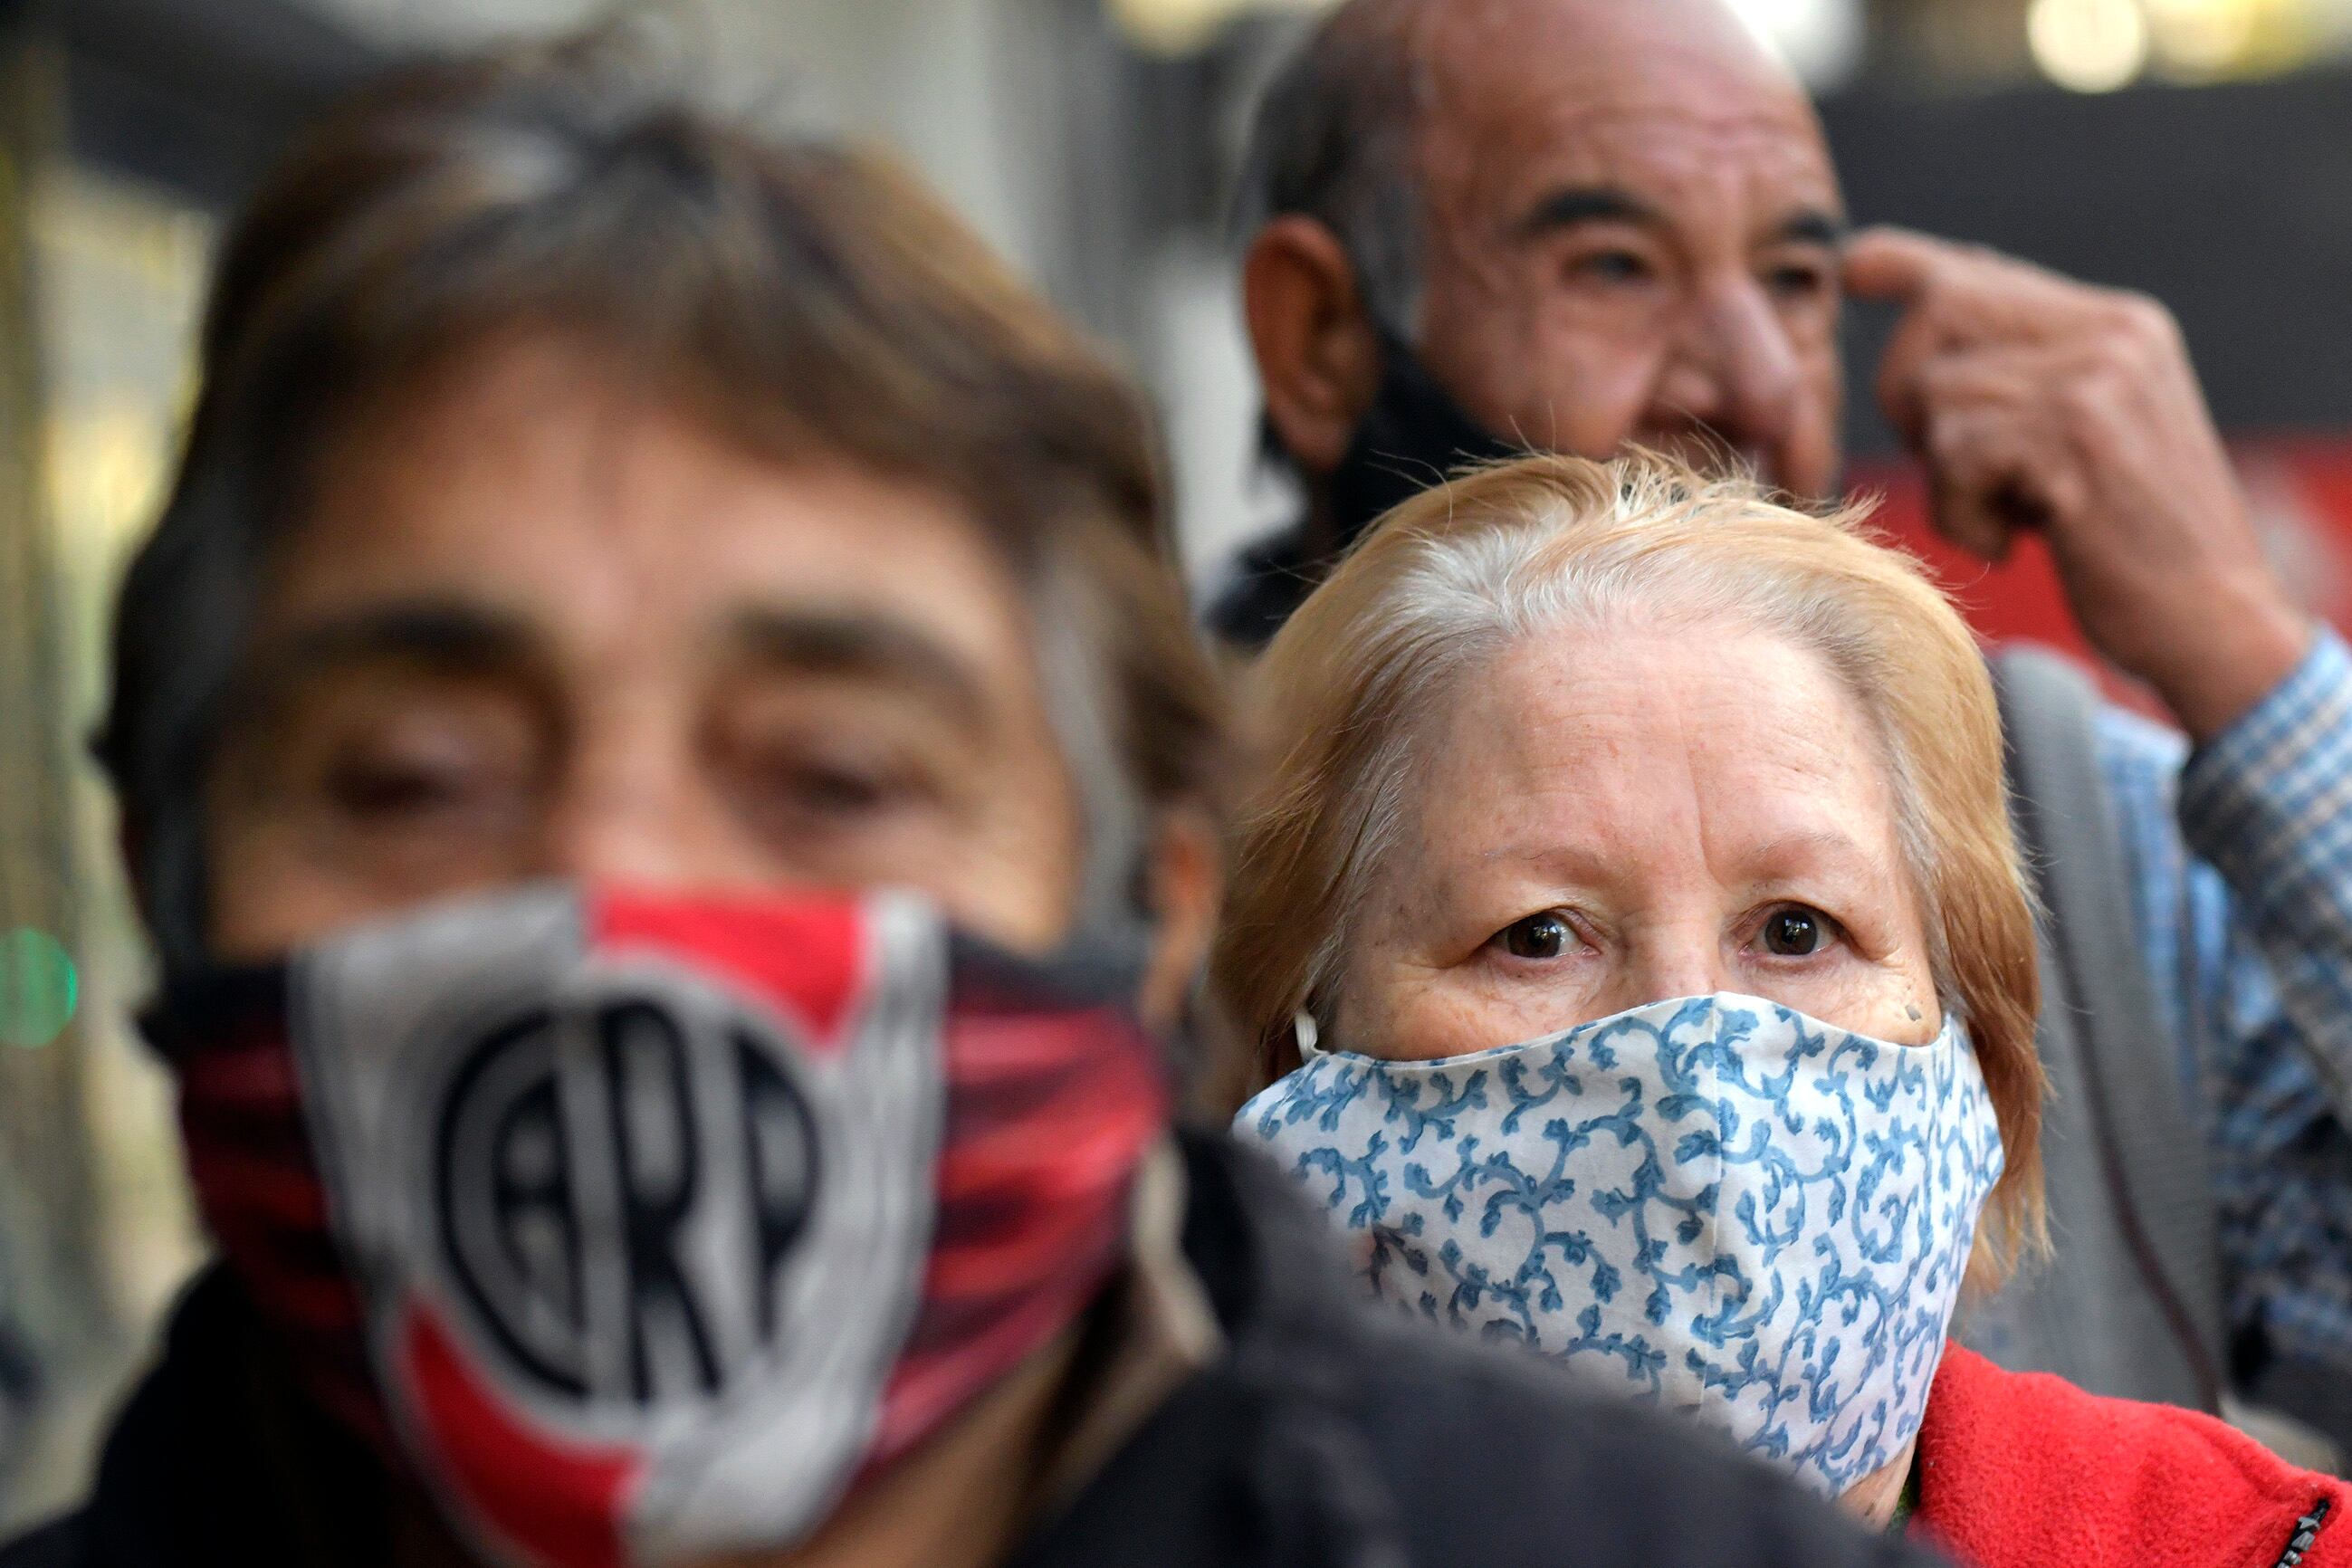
1911,1343,2349,1568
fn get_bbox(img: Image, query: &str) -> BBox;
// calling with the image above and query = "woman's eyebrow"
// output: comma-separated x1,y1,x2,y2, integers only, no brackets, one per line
1473,837,1617,883
1735,827,1886,884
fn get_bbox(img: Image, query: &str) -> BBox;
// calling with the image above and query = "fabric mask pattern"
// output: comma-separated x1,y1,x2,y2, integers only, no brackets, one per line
1236,994,2003,1497
156,884,1168,1568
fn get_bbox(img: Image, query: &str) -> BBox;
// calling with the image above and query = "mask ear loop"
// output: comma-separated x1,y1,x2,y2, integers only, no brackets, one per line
1293,1009,1322,1057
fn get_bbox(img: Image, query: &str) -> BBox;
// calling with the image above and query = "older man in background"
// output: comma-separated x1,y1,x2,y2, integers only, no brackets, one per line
1220,0,2352,1452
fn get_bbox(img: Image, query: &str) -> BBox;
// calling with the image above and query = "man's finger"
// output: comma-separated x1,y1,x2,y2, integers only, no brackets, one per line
1921,403,2082,561
1847,225,2091,346
1874,296,1946,445
1924,421,2019,560
1840,225,1950,306
1915,341,2105,409
1881,328,2115,449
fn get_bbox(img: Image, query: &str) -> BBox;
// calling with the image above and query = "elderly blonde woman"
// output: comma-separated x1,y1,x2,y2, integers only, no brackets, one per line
1220,454,2351,1566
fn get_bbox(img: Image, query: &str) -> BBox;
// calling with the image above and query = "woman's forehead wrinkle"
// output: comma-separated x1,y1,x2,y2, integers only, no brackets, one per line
1438,627,1895,880
1426,640,1708,858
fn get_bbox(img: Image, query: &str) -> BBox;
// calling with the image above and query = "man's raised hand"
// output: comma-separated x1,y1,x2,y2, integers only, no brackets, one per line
1843,225,2309,739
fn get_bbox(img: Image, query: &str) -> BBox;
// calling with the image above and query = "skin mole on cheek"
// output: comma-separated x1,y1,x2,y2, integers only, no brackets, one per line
1906,1002,1923,1022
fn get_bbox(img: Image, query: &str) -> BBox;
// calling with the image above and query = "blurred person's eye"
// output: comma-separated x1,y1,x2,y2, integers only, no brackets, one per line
324,731,520,822
1490,909,1585,961
313,706,542,857
711,686,958,861
751,748,924,827
1749,903,1846,959
233,674,545,852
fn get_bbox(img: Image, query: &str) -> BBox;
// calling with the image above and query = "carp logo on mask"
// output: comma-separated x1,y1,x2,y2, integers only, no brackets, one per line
427,965,827,1414
158,885,1167,1568
1237,994,2003,1498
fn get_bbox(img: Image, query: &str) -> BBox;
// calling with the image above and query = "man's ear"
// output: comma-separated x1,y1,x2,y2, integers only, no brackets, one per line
1135,806,1222,1037
1243,215,1385,477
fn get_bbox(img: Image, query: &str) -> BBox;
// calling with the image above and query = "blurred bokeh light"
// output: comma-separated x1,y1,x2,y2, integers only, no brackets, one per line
0,931,74,1051
2032,0,2155,89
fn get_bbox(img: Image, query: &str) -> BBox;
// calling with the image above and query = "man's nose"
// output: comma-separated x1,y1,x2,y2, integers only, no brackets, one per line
1653,282,1806,468
535,736,751,891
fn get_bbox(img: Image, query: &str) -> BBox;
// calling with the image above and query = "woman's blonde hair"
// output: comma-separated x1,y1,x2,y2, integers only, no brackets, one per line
1210,451,2046,1284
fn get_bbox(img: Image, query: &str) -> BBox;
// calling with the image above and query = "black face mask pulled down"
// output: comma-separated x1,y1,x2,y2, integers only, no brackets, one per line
1324,330,1523,556
1217,331,1524,651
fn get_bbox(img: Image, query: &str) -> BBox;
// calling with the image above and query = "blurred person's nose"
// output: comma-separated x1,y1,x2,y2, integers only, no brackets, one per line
1653,276,1806,480
536,704,751,891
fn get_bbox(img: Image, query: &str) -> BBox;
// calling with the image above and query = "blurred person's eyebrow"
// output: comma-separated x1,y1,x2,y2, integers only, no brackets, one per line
256,602,541,683
725,609,990,731
220,603,548,749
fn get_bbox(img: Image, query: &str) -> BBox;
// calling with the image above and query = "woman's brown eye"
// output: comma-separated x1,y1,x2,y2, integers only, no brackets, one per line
1501,912,1573,960
1763,907,1825,957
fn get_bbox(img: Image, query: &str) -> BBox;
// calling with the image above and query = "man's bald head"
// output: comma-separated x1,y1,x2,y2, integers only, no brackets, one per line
1240,0,1846,506
1238,0,1801,330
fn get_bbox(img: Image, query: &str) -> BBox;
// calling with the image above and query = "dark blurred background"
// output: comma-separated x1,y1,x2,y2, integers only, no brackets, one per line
0,0,2347,1527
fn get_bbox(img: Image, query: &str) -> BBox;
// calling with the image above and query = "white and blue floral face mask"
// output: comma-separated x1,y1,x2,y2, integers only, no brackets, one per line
1235,993,2003,1498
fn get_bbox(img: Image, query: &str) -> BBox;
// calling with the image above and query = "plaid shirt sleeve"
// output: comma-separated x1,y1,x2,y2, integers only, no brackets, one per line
2098,627,2352,1377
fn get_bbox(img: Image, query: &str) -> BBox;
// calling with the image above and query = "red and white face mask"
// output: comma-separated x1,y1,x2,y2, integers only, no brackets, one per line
149,884,1169,1568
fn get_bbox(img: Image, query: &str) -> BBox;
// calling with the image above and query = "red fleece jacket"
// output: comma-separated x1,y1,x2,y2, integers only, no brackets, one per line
1910,1343,2349,1568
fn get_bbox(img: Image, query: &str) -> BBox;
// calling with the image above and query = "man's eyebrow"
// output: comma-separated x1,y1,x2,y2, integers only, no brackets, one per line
726,608,990,729
263,601,539,678
223,601,544,735
1774,207,1849,248
1515,186,1659,240
1513,187,1848,251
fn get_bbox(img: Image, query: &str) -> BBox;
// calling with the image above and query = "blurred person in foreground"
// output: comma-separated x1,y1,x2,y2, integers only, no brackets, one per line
0,41,1938,1568
1225,451,2352,1564
1217,0,2352,1448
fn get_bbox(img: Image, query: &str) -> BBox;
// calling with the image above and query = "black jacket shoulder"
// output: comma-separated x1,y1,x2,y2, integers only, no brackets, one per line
1205,531,1316,652
1015,1133,1938,1568
5,1132,1937,1568
0,1518,82,1568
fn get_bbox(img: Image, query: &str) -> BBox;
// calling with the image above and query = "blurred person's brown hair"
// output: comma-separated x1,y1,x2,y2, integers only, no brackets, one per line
96,35,1224,978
